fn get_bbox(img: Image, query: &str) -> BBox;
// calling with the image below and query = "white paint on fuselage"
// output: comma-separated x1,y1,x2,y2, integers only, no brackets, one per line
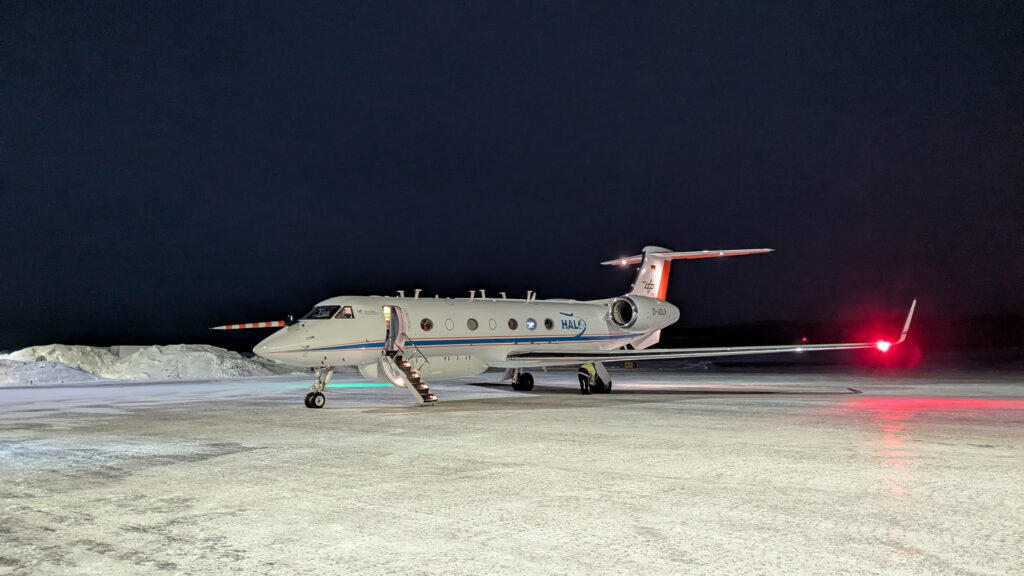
254,295,680,379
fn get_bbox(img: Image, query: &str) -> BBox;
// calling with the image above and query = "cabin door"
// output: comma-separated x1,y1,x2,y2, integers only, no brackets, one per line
383,305,408,353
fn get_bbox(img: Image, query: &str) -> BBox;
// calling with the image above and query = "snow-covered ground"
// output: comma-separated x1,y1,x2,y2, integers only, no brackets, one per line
0,344,305,386
0,368,1022,575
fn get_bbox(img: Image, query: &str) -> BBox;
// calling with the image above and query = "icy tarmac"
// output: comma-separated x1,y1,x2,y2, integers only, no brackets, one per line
1,366,1022,575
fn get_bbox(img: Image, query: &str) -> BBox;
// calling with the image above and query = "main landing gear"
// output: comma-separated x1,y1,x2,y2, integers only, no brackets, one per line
579,367,612,395
304,366,334,409
587,373,612,394
511,370,534,392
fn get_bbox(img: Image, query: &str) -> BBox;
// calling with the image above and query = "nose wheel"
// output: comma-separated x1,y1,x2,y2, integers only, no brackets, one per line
305,366,334,409
304,391,326,408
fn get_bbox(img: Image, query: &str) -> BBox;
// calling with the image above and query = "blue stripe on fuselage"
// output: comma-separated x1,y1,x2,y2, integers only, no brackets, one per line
302,333,628,353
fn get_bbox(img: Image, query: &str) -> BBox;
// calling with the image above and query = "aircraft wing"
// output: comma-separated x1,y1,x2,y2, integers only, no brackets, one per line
506,300,916,366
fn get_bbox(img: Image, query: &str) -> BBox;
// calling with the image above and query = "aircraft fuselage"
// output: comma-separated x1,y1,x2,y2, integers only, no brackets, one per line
254,294,680,379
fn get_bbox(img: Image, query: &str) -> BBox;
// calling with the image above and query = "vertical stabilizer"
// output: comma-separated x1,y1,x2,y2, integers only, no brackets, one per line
628,246,674,300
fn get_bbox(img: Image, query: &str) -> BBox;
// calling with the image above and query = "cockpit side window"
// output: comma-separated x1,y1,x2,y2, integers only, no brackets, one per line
301,305,340,320
335,306,355,319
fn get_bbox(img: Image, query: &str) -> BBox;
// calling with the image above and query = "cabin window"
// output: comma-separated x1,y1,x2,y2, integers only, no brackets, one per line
421,318,434,331
526,318,537,330
467,318,479,331
301,305,339,320
508,318,518,330
544,318,553,330
335,306,355,319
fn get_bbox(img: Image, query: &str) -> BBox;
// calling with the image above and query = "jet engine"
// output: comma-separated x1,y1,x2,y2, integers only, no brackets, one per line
609,297,639,329
608,295,680,333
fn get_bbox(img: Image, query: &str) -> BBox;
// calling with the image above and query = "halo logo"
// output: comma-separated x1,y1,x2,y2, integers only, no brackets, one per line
559,312,587,334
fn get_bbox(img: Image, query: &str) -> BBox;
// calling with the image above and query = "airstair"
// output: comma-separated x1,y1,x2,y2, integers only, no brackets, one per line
378,305,437,405
379,350,437,404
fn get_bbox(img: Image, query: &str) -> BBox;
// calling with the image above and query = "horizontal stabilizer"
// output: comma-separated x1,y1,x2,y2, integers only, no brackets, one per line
211,321,286,330
601,248,773,266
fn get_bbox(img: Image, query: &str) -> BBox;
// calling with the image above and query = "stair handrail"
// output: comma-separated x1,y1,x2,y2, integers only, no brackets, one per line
399,337,430,371
384,330,430,373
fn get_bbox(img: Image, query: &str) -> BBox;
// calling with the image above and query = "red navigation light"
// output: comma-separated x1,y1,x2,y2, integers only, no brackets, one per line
876,340,892,353
801,337,808,343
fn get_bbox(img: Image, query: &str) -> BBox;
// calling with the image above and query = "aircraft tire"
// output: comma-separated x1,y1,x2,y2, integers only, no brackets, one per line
304,392,314,407
513,372,534,392
310,392,326,409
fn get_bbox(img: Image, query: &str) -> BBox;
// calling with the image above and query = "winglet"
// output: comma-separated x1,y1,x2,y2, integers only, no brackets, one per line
896,299,917,344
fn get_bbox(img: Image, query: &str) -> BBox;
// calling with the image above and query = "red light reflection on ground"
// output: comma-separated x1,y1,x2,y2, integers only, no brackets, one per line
841,397,1024,414
838,397,1024,497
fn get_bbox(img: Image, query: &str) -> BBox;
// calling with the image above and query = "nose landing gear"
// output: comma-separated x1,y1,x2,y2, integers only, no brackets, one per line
305,366,334,409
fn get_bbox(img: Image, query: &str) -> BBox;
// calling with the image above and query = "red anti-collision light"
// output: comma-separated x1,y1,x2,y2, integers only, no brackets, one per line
876,340,892,352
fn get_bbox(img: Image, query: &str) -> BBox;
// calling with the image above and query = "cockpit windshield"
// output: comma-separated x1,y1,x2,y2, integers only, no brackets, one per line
301,305,340,320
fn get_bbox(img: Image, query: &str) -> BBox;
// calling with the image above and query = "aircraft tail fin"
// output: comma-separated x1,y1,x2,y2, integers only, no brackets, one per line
602,247,774,300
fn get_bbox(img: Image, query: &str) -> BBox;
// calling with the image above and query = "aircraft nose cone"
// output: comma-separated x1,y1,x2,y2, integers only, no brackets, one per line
254,328,298,359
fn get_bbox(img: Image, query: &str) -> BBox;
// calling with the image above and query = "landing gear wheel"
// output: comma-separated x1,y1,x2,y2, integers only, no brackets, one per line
309,392,325,409
593,377,612,394
512,372,534,392
304,392,315,407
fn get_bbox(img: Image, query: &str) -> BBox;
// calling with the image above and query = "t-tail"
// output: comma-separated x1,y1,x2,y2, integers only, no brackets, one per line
602,246,775,300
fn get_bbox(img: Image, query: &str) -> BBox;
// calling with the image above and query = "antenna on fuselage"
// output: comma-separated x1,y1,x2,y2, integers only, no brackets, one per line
414,289,421,299
480,289,487,299
469,290,476,301
500,292,507,299
526,290,534,301
397,290,405,297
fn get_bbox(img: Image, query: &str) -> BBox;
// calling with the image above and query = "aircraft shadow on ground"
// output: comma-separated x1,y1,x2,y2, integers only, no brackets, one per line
362,384,861,414
466,383,862,396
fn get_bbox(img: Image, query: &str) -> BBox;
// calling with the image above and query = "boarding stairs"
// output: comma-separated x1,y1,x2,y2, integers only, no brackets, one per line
379,305,436,404
379,350,437,405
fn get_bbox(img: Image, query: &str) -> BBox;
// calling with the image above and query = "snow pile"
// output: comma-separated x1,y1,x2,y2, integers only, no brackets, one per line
0,344,305,384
3,344,120,375
0,359,107,386
100,344,287,380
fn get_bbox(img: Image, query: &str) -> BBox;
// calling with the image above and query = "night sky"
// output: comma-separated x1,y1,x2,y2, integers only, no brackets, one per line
2,2,1021,350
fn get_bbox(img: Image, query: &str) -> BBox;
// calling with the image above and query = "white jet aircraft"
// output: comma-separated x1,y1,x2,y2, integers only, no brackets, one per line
214,246,915,408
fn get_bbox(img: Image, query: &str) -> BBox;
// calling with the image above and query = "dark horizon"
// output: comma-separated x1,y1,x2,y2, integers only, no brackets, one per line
2,2,1021,352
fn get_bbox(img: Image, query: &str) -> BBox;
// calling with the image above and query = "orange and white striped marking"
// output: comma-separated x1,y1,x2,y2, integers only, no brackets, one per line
211,320,286,330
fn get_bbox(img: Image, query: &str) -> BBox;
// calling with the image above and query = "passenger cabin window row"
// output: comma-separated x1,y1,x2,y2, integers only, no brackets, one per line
417,317,559,332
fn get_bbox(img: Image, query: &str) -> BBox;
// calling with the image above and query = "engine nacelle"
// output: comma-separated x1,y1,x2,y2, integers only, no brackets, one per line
608,296,679,332
609,297,639,328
